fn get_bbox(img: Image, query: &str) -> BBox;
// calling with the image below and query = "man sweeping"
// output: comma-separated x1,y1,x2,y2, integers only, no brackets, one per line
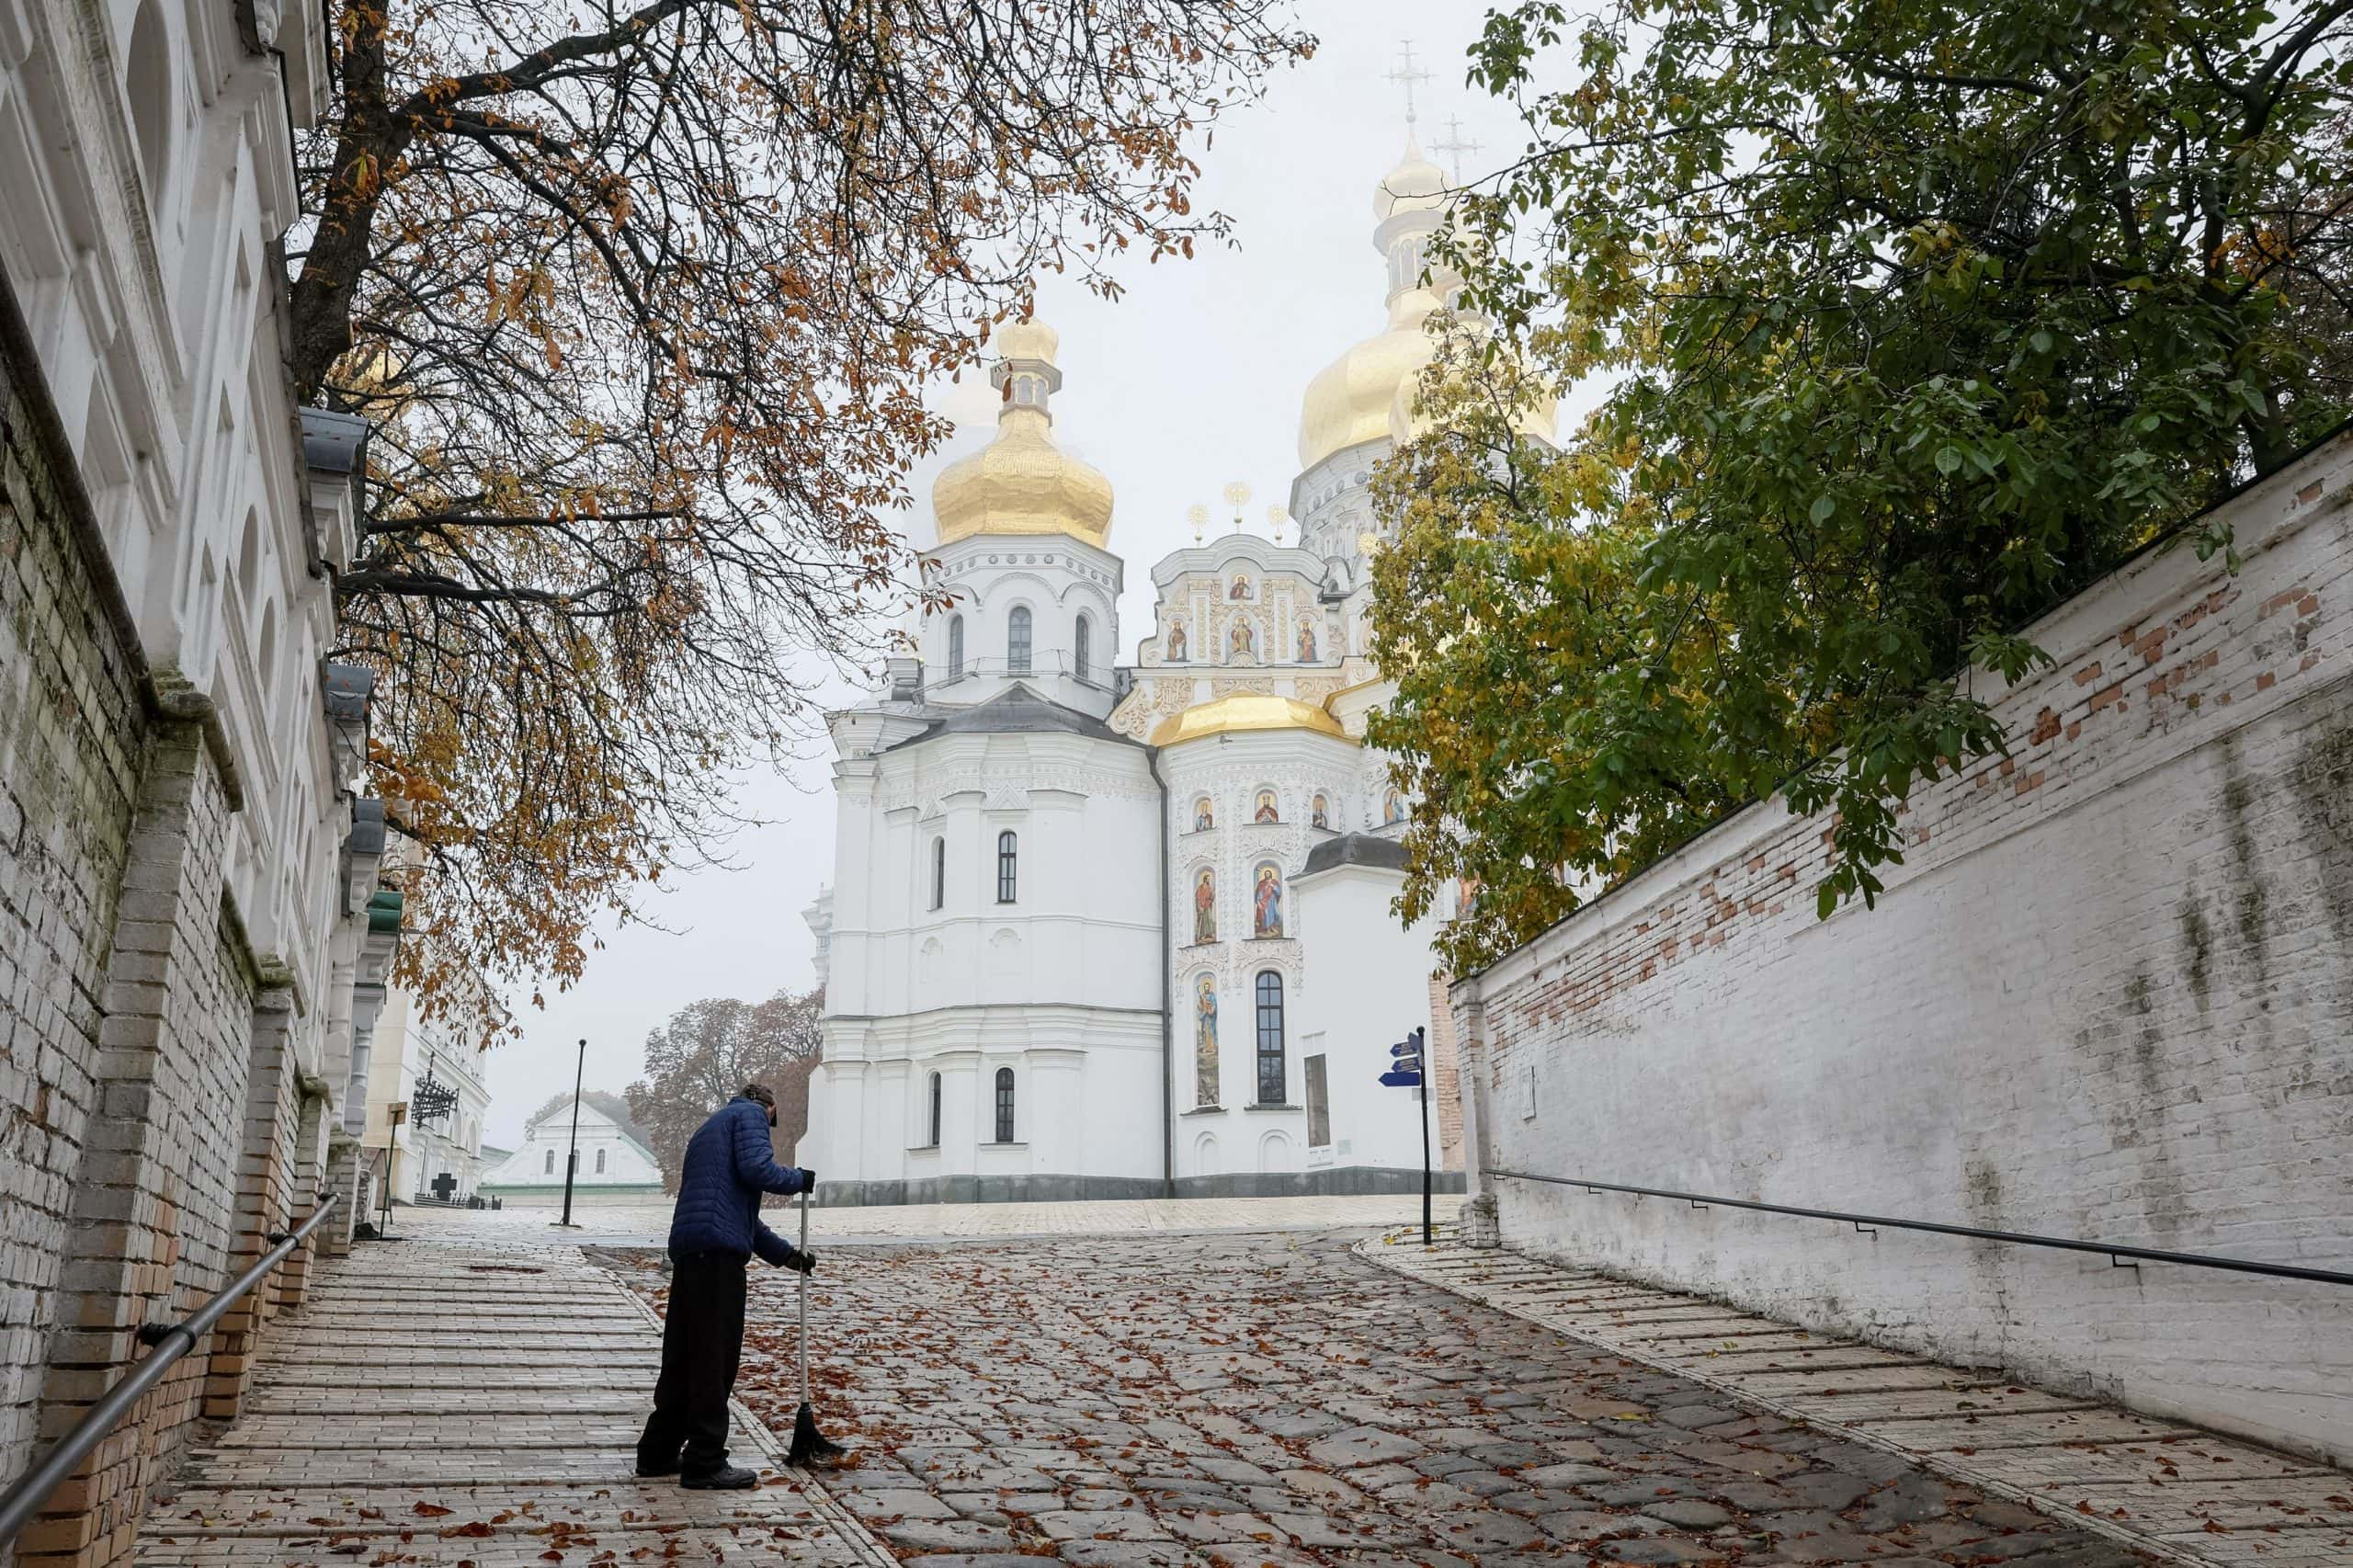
636,1082,815,1488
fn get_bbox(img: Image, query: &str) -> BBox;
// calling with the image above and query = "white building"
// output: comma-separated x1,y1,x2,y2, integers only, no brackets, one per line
363,983,495,1204
481,1096,665,1207
804,137,1533,1202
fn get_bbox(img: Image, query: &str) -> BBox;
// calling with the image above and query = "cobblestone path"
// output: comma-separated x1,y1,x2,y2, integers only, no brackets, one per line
1368,1234,2352,1568
613,1230,2174,1568
133,1227,890,1567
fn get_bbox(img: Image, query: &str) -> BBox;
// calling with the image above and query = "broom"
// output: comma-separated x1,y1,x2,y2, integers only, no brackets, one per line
787,1185,845,1464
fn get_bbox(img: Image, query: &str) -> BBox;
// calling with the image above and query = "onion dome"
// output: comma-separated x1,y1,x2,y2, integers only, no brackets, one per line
932,317,1114,548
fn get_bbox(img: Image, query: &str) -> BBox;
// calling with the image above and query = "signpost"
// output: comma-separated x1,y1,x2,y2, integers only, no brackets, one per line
1379,1027,1433,1245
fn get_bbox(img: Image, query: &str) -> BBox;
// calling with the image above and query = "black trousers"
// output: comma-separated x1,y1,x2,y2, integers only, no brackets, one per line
638,1251,748,1476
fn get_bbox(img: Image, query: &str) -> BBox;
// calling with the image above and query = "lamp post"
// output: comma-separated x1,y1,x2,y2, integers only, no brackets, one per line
556,1038,585,1229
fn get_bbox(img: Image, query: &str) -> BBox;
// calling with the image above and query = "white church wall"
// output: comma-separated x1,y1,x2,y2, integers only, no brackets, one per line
1292,858,1461,1192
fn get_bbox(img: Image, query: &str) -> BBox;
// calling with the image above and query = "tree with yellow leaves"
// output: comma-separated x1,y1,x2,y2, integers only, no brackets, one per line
290,0,1313,1031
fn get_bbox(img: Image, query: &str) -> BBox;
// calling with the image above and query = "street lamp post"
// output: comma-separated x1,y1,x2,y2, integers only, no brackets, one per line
557,1038,585,1229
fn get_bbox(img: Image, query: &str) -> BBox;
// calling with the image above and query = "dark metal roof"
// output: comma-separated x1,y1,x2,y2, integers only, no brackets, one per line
322,662,375,721
1301,833,1410,877
882,682,1140,752
301,408,370,474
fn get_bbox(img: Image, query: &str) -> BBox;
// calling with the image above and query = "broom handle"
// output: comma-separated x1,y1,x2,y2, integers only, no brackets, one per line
796,1186,811,1405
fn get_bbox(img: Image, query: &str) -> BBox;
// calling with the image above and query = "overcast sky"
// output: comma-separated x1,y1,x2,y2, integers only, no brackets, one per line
479,2,1533,1148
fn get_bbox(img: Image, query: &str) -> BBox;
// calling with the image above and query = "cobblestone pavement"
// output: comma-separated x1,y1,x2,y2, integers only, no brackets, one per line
1367,1234,2353,1568
395,1194,1464,1248
134,1225,891,1567
608,1228,2180,1568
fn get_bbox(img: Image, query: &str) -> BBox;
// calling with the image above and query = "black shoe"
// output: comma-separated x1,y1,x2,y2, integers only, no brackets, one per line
635,1455,681,1477
679,1464,759,1490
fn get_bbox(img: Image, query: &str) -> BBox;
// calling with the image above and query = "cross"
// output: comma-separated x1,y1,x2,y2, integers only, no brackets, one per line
1434,116,1483,176
431,1170,457,1202
1384,40,1432,130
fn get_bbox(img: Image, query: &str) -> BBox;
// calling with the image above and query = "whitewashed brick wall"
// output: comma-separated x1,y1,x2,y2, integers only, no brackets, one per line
1457,429,2353,1464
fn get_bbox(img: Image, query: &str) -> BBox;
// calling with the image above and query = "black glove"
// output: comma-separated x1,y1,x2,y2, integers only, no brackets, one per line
797,1167,818,1191
782,1247,817,1276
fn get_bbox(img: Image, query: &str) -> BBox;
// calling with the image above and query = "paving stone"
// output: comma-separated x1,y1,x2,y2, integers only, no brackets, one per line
1058,1541,1203,1567
1303,1424,1423,1468
1643,1497,1733,1528
842,1486,961,1520
1779,1471,1875,1510
1522,1460,1620,1487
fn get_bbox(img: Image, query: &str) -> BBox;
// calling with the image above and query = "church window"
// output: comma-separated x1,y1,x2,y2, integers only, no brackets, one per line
948,614,965,679
1305,1054,1331,1147
595,1147,606,1175
1074,613,1092,683
927,1072,943,1147
994,1067,1015,1143
996,832,1017,903
543,1148,554,1175
930,837,946,910
1255,972,1286,1106
1007,606,1032,674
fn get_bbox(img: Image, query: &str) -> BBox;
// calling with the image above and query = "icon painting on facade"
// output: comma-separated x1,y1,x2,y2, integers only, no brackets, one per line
1195,974,1220,1108
1311,793,1329,830
1296,619,1317,663
1229,574,1254,600
1228,618,1256,662
1193,796,1214,832
1382,787,1405,825
1253,863,1284,938
1193,867,1217,944
1254,789,1279,824
1165,619,1187,661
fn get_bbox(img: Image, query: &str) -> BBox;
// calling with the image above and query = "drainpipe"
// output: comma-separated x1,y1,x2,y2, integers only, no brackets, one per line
1148,746,1172,1198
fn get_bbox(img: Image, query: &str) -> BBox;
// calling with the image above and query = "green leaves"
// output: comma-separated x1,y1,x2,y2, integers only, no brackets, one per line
1366,0,2351,968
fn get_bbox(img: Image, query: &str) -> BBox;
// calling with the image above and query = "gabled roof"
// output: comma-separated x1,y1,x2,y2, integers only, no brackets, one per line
1300,832,1410,878
882,682,1140,751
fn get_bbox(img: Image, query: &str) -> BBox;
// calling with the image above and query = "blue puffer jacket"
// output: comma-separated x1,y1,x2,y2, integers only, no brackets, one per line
666,1097,811,1266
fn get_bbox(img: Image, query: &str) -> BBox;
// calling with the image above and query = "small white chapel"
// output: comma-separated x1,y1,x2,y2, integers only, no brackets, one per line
800,136,1551,1204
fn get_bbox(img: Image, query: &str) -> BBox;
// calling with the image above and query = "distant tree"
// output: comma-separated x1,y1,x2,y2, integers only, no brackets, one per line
626,989,824,1190
1370,0,2353,971
294,0,1316,1038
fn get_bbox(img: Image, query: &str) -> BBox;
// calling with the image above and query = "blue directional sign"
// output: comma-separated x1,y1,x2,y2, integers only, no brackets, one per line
1389,1040,1422,1059
1379,1068,1424,1087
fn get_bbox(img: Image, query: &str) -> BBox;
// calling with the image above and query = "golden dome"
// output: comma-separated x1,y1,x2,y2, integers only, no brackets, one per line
1150,693,1354,748
1388,345,1558,449
1296,139,1456,472
932,319,1113,548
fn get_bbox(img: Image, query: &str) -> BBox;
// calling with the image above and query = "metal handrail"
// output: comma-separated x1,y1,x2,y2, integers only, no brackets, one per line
0,1194,339,1549
1484,1169,2353,1286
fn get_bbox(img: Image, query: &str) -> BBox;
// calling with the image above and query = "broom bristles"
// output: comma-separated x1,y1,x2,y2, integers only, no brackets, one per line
789,1401,845,1465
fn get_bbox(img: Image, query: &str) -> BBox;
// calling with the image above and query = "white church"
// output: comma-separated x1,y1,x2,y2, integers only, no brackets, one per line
801,138,1550,1204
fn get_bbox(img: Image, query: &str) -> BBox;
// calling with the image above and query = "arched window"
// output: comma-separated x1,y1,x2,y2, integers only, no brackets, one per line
125,0,172,213
1074,613,1092,683
926,1072,943,1147
994,1067,1015,1143
1255,971,1286,1106
543,1148,554,1175
930,836,946,910
1007,606,1032,674
947,613,965,679
594,1147,607,1175
996,831,1017,903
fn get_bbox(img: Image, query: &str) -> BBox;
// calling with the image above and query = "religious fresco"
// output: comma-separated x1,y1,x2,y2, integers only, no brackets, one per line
1311,793,1329,830
1229,573,1254,600
1194,974,1220,1107
1254,789,1279,824
1192,867,1217,944
1457,875,1480,918
1253,862,1284,938
1296,619,1317,663
1228,618,1256,662
1165,619,1188,661
1192,796,1214,832
1382,787,1405,824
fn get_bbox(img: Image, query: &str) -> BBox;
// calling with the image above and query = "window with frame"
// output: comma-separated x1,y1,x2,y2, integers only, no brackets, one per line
1255,971,1286,1105
994,1067,1015,1143
997,831,1017,903
1074,613,1092,683
947,614,965,678
927,1072,943,1147
1007,606,1032,674
930,836,946,910
543,1148,554,1175
1305,1054,1331,1147
595,1147,606,1174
